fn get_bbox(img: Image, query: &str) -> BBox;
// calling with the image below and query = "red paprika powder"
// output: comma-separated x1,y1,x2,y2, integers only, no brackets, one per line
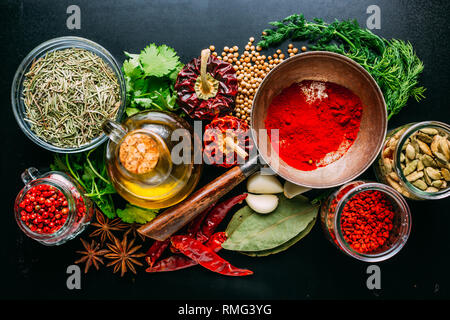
265,80,363,171
340,190,395,254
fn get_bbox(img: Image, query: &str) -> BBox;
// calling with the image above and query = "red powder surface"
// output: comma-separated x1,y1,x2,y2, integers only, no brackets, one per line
265,80,363,171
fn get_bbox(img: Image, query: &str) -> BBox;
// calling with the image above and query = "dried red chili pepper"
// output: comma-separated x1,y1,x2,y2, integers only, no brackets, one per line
146,195,245,271
187,203,216,238
203,116,253,168
168,203,216,254
170,235,253,276
175,49,238,120
204,231,228,251
146,232,227,273
196,193,247,242
145,239,170,267
146,255,196,272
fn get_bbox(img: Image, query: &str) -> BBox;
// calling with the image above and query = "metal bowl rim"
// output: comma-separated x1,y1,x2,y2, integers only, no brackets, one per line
251,51,387,188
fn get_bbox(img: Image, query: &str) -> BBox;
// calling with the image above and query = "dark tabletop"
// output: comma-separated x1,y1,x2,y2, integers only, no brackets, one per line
1,0,449,300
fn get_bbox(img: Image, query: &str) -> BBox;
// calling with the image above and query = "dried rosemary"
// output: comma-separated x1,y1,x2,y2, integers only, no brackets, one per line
22,48,121,148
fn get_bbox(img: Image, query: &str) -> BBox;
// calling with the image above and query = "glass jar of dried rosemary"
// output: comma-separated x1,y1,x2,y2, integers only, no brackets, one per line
11,37,126,153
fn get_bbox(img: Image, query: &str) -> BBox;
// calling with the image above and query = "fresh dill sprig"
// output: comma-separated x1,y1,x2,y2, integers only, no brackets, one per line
258,14,425,119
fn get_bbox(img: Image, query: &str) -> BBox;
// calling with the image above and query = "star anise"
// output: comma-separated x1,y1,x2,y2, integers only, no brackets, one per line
75,238,109,273
89,210,128,243
105,235,145,277
124,223,147,242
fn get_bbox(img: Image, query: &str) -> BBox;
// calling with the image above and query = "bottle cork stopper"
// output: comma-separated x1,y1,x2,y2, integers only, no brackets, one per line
119,133,159,174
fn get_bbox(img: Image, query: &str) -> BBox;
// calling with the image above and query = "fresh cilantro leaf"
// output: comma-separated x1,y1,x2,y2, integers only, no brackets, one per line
132,78,149,94
125,107,141,117
50,154,67,171
124,51,139,60
125,77,135,95
132,98,154,109
139,43,180,77
168,62,184,82
123,44,185,116
82,163,95,182
116,204,159,224
123,59,142,80
166,92,178,109
96,196,116,219
146,76,171,93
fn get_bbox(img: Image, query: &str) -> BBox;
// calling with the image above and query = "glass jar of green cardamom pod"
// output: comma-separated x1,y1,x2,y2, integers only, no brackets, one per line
374,121,450,200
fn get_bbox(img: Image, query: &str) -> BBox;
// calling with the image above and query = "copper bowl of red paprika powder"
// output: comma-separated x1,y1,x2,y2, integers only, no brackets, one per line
251,51,387,188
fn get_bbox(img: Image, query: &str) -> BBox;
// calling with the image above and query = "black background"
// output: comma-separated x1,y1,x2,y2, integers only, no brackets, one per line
1,0,449,301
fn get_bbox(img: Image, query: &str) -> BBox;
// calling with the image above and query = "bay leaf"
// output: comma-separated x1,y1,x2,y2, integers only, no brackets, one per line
225,205,254,237
222,195,318,252
241,217,317,257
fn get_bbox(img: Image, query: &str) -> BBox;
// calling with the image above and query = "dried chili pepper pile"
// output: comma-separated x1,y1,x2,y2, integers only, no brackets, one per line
145,194,252,276
340,190,395,254
203,115,253,168
175,49,238,119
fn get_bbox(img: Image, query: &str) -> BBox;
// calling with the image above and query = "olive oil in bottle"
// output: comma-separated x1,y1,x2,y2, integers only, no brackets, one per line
103,111,202,209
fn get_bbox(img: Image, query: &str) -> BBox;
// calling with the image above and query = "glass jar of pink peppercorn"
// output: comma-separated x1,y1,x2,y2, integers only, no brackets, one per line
14,167,94,245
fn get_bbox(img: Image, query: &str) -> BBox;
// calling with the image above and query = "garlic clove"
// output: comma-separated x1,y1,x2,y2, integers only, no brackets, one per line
245,193,279,214
283,180,311,199
246,172,283,194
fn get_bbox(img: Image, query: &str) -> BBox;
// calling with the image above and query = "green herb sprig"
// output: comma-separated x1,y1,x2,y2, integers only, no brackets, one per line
123,44,184,117
258,14,425,119
51,146,117,219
